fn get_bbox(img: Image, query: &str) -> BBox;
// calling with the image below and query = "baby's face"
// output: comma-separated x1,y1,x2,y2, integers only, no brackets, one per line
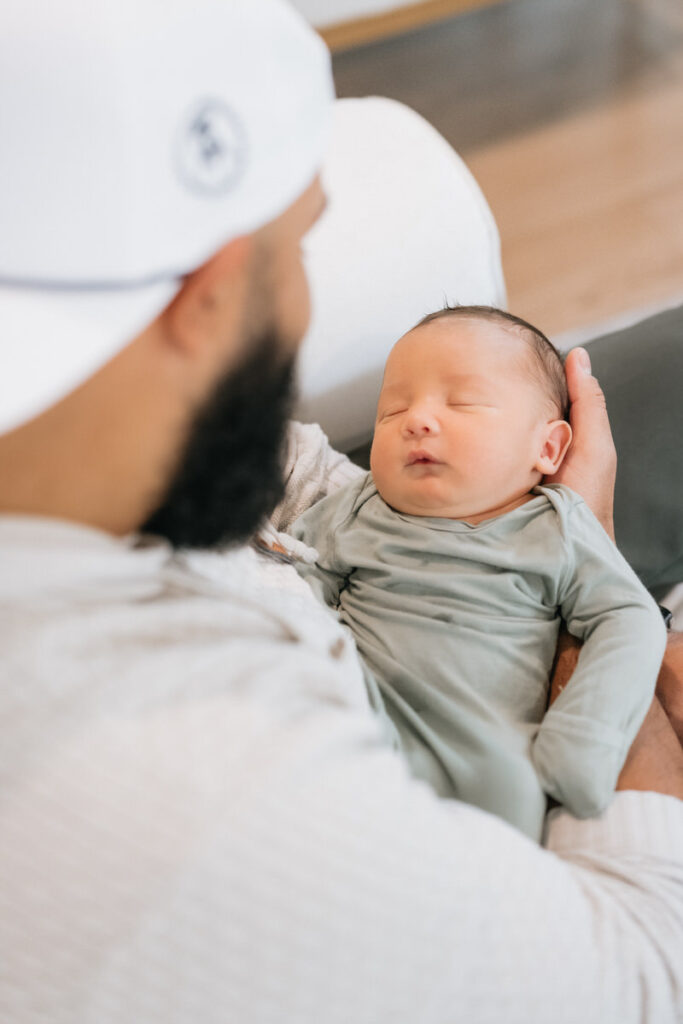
370,317,568,523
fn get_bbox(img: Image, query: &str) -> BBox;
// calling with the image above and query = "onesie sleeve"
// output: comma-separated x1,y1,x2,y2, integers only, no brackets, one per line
288,474,370,609
531,491,667,818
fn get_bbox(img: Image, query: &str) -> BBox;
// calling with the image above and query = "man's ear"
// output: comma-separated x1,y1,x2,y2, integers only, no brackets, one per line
534,419,573,475
160,235,252,361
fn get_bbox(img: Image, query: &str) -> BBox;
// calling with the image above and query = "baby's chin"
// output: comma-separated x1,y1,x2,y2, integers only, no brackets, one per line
375,473,538,522
376,483,479,520
379,484,535,524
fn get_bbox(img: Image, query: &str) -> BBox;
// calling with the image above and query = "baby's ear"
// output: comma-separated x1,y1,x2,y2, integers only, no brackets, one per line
534,420,573,475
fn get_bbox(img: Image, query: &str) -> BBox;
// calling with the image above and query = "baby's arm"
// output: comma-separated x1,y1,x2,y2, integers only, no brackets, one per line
270,422,365,533
531,496,667,818
288,476,367,609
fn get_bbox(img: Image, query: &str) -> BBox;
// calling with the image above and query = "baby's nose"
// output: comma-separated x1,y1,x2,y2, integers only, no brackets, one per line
402,406,440,436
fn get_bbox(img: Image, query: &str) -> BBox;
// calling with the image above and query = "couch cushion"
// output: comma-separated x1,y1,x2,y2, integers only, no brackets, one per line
586,303,683,591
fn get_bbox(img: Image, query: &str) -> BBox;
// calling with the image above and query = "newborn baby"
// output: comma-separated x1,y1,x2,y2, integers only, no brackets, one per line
290,306,666,840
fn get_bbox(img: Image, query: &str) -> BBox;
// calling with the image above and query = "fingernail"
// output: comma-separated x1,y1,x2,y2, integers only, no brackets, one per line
576,347,591,374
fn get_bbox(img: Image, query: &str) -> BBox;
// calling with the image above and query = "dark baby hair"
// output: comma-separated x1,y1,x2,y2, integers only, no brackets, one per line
413,305,569,419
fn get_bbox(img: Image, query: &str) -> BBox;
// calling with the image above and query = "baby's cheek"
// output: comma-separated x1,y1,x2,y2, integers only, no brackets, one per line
369,434,385,476
369,441,394,498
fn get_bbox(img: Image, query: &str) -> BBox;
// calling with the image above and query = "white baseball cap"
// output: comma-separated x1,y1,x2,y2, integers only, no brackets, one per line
0,0,334,434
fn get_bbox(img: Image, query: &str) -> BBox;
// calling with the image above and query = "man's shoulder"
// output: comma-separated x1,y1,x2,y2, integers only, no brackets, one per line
0,538,371,726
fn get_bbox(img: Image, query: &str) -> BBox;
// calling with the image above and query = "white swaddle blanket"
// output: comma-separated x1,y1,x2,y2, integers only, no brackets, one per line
257,422,363,565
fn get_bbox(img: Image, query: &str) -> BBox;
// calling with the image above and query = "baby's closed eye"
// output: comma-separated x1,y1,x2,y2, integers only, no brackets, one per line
446,401,495,410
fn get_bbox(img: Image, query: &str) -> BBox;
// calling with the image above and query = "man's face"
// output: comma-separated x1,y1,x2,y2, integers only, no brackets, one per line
142,177,327,549
258,176,327,353
370,318,555,523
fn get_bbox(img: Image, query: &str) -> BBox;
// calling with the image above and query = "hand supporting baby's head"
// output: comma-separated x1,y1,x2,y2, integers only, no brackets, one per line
370,306,573,524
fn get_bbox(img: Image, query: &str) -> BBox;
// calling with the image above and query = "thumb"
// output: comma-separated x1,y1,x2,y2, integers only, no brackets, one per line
564,347,610,436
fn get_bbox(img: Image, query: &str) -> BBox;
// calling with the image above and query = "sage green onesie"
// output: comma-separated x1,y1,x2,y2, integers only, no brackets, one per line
290,475,666,840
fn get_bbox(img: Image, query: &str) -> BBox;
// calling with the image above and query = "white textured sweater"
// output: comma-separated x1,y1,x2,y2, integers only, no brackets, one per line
1,423,682,1023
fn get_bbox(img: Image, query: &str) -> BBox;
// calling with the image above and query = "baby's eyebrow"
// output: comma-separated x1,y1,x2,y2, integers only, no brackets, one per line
379,383,407,397
440,372,491,388
381,374,491,394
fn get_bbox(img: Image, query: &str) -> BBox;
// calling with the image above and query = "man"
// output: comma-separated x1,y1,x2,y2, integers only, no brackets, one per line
1,2,682,1022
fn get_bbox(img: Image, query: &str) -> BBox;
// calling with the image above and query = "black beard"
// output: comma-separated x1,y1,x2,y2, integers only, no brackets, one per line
142,330,296,549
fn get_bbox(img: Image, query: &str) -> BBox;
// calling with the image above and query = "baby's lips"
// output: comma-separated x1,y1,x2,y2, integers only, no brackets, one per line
406,449,442,466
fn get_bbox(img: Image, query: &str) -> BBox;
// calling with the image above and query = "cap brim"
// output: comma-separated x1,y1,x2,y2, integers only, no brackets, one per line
0,280,180,435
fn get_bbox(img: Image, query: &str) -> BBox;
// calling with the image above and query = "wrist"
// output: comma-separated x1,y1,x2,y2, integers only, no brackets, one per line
616,696,683,799
655,631,683,744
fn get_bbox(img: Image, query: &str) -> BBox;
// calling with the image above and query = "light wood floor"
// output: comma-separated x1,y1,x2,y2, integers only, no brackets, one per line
333,0,683,337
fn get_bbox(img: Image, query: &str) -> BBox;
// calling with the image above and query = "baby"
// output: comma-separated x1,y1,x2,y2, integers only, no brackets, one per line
290,306,667,841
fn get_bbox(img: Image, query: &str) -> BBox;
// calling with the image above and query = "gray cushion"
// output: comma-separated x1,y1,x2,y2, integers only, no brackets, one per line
586,304,683,592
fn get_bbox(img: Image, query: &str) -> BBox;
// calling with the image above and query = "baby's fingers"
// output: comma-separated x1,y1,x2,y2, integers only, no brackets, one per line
546,347,616,538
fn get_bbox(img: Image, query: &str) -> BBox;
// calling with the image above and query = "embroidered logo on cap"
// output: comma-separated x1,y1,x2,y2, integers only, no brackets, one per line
175,99,247,196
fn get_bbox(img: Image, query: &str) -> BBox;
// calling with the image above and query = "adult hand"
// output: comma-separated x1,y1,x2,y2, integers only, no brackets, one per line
545,347,617,540
548,628,580,706
616,693,683,800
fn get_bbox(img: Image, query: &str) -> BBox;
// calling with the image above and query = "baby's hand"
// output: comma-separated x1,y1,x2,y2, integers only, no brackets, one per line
545,347,617,539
